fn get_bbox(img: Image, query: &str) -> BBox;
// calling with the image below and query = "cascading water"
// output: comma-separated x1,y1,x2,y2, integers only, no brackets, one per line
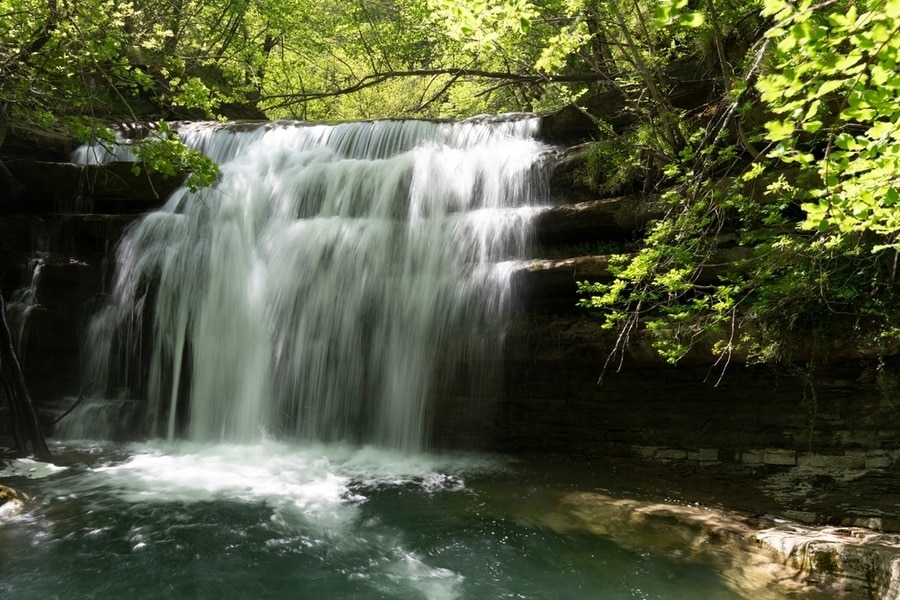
74,117,550,450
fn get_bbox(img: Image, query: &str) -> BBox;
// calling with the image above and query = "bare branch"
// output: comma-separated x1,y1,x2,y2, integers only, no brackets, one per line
259,68,604,110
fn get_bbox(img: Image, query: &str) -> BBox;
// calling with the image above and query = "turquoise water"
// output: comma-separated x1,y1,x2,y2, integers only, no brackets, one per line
1,441,784,599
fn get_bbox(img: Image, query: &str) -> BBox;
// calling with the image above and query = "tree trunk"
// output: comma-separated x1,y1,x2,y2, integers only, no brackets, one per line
0,291,51,459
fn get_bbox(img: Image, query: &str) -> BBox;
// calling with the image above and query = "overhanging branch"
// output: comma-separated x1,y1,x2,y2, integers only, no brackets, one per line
259,68,604,110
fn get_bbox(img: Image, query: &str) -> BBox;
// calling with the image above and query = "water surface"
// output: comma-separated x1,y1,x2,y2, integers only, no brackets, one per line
0,441,825,599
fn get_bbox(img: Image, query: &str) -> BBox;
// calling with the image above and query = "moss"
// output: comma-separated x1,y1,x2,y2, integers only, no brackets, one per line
811,549,841,577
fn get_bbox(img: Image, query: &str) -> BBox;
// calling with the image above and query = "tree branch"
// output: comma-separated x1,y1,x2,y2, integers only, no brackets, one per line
259,68,605,110
0,291,51,459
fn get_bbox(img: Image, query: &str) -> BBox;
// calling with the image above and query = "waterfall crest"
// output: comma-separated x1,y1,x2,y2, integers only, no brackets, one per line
75,117,552,450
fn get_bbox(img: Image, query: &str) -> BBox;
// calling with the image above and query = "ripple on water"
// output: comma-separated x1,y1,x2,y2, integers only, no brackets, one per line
0,441,819,599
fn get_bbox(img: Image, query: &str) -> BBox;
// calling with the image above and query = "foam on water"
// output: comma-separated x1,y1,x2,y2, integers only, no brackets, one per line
31,440,509,600
0,457,68,479
76,439,501,504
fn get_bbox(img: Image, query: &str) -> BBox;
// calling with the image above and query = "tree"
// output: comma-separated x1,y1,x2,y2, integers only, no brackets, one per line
0,291,50,458
0,0,218,191
577,0,900,373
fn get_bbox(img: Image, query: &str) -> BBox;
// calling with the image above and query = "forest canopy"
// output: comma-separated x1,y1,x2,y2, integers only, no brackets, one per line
0,0,774,123
2,0,899,369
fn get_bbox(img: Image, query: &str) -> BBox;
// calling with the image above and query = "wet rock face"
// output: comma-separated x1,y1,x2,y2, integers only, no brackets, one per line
2,160,182,214
0,215,135,401
0,125,169,405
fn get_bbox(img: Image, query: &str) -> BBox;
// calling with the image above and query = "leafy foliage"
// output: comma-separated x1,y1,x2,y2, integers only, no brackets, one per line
129,123,220,192
758,0,900,249
576,0,900,372
0,0,220,185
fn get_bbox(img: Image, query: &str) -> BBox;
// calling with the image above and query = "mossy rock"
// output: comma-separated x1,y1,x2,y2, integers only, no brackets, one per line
0,483,30,519
1,483,22,504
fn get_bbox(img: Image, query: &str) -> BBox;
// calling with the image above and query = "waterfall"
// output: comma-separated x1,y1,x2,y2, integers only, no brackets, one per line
74,117,552,450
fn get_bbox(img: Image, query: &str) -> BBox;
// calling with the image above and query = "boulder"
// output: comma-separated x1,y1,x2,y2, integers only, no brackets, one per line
0,484,27,519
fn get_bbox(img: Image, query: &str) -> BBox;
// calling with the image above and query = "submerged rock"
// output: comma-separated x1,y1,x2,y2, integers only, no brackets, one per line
0,483,27,519
535,488,900,599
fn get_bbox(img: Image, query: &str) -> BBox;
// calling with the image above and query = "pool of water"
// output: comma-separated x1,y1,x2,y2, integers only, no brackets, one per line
0,441,823,599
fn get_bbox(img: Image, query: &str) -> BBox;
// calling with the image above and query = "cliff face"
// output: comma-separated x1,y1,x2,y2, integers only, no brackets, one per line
1,126,153,401
1,121,898,487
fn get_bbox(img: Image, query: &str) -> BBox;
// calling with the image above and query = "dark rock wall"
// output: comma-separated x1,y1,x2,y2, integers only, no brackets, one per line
0,215,135,400
1,126,151,406
428,314,900,468
505,323,899,460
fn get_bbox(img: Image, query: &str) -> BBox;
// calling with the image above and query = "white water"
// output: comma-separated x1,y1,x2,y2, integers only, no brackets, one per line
73,117,552,450
0,441,764,599
1,441,511,599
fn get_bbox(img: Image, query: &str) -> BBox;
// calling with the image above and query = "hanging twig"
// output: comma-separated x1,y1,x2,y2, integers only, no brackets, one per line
53,392,87,426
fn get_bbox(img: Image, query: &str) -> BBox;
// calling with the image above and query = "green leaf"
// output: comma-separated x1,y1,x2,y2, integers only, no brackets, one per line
765,120,796,141
801,120,822,133
680,11,705,28
815,79,844,97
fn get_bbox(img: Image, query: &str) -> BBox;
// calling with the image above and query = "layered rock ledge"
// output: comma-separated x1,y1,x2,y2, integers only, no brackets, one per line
552,489,900,599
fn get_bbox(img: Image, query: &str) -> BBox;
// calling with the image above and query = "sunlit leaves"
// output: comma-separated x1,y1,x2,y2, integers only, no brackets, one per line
535,21,591,73
2,0,184,118
129,124,220,193
427,0,538,55
758,0,900,249
652,0,705,28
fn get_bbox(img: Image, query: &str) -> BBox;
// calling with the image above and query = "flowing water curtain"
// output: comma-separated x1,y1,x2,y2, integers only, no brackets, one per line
74,118,552,449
